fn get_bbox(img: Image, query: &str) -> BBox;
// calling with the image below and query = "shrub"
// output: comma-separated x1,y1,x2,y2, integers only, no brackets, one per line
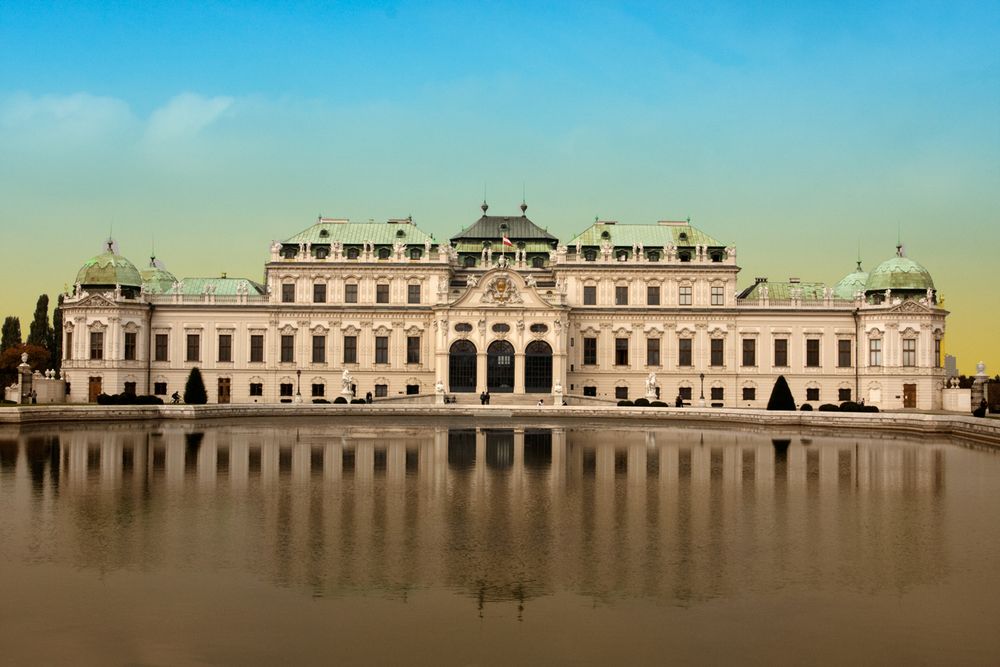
861,405,879,413
650,401,667,407
818,403,839,412
839,401,862,412
312,398,330,404
766,376,796,411
333,396,348,404
351,398,367,404
183,367,208,405
800,403,813,411
617,400,634,407
973,404,987,418
96,393,163,405
633,398,650,407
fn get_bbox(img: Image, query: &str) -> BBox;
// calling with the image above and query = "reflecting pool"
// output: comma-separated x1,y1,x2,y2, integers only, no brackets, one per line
2,419,999,665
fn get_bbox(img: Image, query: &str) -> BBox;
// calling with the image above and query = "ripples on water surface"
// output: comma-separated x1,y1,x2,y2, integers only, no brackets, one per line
1,418,999,665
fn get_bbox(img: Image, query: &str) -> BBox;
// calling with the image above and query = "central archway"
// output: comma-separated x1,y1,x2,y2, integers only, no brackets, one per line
449,340,477,392
524,340,553,393
487,340,515,393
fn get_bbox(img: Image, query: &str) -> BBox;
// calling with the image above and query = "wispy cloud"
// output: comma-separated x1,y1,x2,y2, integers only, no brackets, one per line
143,93,234,145
0,92,136,145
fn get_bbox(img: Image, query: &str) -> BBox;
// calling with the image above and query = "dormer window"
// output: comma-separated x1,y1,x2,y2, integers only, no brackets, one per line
499,222,508,232
464,255,476,268
601,230,611,240
319,229,330,238
710,251,723,262
532,256,544,269
647,250,660,262
314,247,329,259
678,232,688,242
281,247,297,259
377,247,391,260
409,247,422,260
679,251,691,262
617,251,629,262
396,229,406,238
346,247,360,260
584,249,597,262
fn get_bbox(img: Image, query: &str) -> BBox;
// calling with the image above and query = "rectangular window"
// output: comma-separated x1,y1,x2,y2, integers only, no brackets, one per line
806,387,820,401
806,339,820,367
124,332,137,361
869,339,882,366
406,384,419,395
65,331,73,361
407,284,421,304
711,286,724,306
249,383,263,397
615,285,629,306
280,334,294,363
344,283,358,304
186,334,200,362
838,339,852,368
281,283,295,303
313,283,327,303
217,334,232,362
375,384,388,398
710,386,724,401
679,286,692,306
343,335,357,364
615,338,629,366
375,336,389,364
250,334,264,363
583,386,597,397
123,381,137,395
742,339,756,367
838,388,852,402
407,336,421,364
154,333,168,361
678,338,692,367
583,337,597,365
774,338,788,367
679,387,692,401
646,285,660,305
711,339,724,367
742,387,756,401
376,283,389,304
153,382,167,396
646,338,660,366
279,383,293,397
934,339,941,368
615,386,629,400
583,285,597,305
312,335,326,364
89,331,104,360
902,338,916,367
311,383,325,397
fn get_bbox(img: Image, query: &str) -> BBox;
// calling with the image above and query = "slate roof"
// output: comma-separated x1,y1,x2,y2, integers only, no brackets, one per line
284,220,435,245
450,215,558,243
568,222,724,247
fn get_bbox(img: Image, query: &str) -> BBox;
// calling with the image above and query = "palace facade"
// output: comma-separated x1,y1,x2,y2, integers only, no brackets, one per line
60,204,947,409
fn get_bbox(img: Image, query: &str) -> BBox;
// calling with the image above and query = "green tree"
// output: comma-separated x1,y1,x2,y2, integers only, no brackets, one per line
27,294,52,350
183,367,208,404
1,316,22,351
51,295,64,373
766,375,796,411
0,344,49,386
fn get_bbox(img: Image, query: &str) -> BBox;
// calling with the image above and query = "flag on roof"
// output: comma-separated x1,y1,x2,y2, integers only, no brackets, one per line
502,235,513,247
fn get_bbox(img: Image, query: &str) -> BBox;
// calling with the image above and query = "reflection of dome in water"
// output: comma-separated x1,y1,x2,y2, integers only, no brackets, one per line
865,245,934,294
833,261,868,300
75,240,142,288
140,257,178,294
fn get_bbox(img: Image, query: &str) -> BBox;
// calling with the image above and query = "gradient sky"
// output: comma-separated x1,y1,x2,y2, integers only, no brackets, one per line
1,1,997,373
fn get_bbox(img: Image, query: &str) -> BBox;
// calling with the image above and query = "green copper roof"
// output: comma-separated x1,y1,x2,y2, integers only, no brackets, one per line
865,249,934,292
160,278,266,296
453,240,553,253
568,222,724,248
140,258,178,294
739,281,827,301
450,214,558,243
285,220,435,245
76,250,142,287
833,263,868,300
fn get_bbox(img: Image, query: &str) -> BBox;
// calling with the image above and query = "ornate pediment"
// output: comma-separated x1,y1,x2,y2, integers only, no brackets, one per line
73,294,117,310
481,273,523,305
887,299,931,314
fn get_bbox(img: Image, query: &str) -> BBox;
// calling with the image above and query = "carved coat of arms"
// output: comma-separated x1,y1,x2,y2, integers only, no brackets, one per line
481,273,523,305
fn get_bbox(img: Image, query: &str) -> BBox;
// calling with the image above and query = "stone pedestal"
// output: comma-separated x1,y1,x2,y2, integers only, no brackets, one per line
971,361,988,412
17,354,32,405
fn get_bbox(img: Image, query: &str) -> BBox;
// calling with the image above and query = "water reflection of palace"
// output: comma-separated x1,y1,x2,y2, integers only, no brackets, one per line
0,424,947,608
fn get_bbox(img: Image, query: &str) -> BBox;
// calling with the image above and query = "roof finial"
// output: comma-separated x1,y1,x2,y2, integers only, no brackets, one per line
481,183,488,214
896,222,903,256
856,239,862,271
520,183,527,216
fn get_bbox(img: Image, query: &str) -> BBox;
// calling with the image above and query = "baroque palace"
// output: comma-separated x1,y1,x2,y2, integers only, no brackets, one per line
60,203,947,409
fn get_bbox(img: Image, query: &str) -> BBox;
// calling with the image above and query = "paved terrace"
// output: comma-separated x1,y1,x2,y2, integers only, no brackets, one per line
1,404,998,449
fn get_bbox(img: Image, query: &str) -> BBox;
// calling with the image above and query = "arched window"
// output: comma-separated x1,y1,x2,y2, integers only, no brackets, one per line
487,340,515,393
679,251,691,262
396,228,406,237
524,340,553,393
646,250,660,262
601,230,611,240
377,247,391,260
531,256,545,269
617,251,629,262
464,255,476,268
584,249,597,262
318,229,329,238
346,247,360,260
281,246,297,259
314,247,329,259
449,340,477,392
409,247,422,260
710,251,723,262
679,232,688,242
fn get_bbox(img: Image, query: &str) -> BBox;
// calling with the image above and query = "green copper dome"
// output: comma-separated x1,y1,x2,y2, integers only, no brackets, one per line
75,242,142,288
834,261,868,300
140,257,178,294
865,246,934,293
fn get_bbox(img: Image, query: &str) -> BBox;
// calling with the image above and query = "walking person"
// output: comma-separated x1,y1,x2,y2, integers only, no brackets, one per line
485,390,491,405
171,391,181,404
480,391,487,405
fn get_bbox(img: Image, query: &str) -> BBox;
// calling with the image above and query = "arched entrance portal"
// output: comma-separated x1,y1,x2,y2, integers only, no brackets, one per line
487,340,515,393
449,340,477,392
524,340,553,393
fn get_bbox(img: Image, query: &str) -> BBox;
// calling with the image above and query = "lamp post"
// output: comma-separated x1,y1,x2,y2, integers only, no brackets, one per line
295,369,302,403
699,372,706,407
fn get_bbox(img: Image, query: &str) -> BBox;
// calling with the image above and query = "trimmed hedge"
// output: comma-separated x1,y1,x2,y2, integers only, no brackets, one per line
767,376,796,411
312,398,330,404
818,403,840,411
96,393,164,405
650,401,667,407
800,403,813,411
333,396,348,404
633,398,650,407
839,401,862,412
617,400,634,407
351,398,367,404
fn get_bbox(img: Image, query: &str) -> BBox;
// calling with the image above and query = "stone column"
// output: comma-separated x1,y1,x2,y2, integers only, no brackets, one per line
513,352,525,394
476,351,487,394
